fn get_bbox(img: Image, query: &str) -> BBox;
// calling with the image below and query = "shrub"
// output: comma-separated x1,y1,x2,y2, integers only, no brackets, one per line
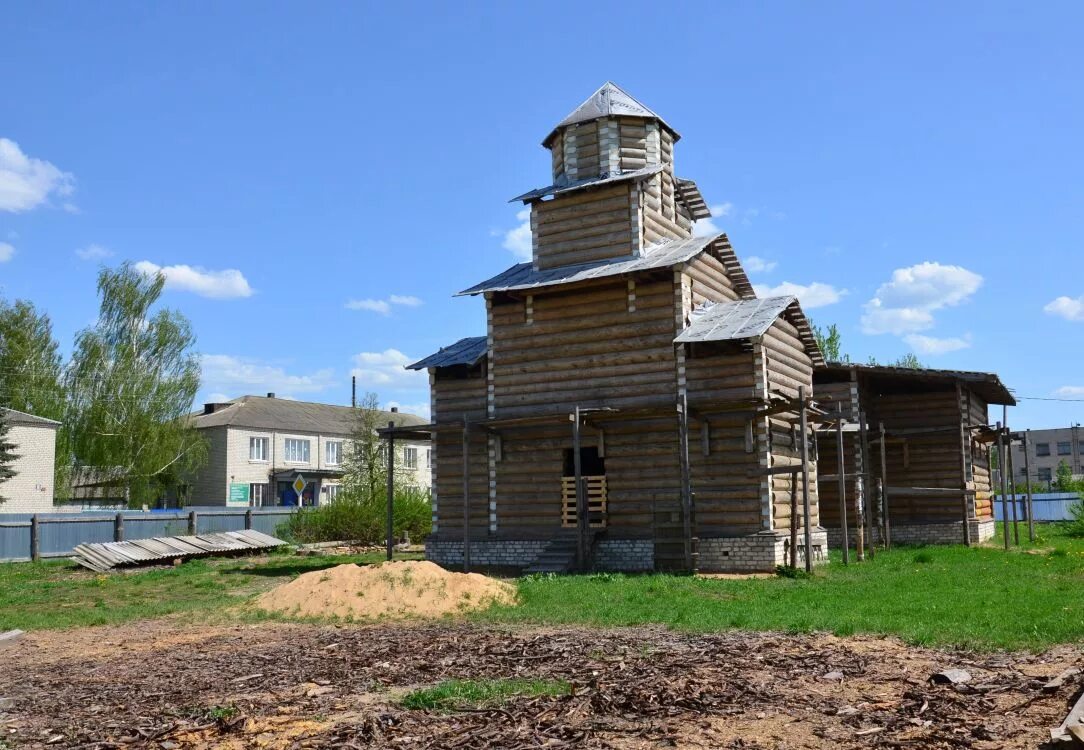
279,485,432,544
1067,496,1084,538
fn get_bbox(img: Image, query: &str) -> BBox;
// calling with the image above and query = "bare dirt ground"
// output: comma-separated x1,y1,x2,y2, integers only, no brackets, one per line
1,620,1080,749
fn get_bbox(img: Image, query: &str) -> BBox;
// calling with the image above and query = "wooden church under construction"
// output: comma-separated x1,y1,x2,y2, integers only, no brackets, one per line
405,83,828,573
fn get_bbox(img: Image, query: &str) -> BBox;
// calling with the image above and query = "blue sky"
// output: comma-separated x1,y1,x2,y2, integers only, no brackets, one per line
2,1,1082,429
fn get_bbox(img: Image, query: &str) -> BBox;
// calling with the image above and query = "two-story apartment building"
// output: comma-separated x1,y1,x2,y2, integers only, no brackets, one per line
0,407,60,513
186,394,429,506
1015,425,1084,486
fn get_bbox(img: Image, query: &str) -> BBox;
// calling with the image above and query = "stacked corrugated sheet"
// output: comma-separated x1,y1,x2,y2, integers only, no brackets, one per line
70,529,287,572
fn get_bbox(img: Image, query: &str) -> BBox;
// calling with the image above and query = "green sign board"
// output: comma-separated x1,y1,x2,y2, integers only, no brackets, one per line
228,483,249,506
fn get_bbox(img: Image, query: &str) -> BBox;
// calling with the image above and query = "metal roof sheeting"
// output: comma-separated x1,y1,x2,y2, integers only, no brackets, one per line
457,233,745,297
542,82,678,147
1,407,60,428
407,336,488,371
189,395,426,432
511,164,663,204
820,363,1016,406
675,296,797,344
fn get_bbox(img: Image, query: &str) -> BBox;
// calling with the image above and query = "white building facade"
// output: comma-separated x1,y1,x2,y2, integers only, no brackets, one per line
0,408,59,513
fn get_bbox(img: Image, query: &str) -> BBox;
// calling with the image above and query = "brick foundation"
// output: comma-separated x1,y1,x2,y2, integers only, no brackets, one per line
427,530,830,574
825,518,997,548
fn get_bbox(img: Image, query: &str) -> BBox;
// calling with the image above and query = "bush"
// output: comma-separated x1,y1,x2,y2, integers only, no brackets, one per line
280,486,432,544
1067,497,1084,538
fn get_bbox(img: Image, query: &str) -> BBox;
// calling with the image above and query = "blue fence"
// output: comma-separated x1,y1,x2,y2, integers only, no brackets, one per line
992,492,1080,522
0,506,300,563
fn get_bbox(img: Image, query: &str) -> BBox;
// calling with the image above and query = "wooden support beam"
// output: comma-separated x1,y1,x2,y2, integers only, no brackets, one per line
879,422,890,550
1024,429,1035,542
386,421,395,562
859,411,875,559
573,406,586,571
800,386,813,574
836,414,849,565
678,398,695,572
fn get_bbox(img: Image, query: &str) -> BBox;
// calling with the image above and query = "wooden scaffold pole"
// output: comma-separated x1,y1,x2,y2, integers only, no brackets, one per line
859,411,875,559
836,410,849,565
997,421,1010,551
1024,429,1036,542
572,406,587,572
879,422,891,550
386,421,395,562
799,386,813,574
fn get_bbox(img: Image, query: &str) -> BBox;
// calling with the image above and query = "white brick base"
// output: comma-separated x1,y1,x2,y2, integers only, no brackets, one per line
825,519,997,548
698,530,829,573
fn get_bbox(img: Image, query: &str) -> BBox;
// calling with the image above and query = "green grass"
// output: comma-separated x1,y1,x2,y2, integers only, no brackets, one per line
401,678,571,711
478,523,1084,651
0,549,421,631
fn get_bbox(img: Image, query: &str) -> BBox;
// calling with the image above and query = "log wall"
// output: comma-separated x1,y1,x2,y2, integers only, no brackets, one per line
489,279,679,419
532,184,636,270
963,389,994,519
430,368,490,539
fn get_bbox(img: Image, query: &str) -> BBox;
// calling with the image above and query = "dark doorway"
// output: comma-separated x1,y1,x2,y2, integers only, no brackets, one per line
563,446,605,476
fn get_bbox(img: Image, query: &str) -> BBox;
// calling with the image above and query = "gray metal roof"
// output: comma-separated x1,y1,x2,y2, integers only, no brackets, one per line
188,395,426,433
511,164,663,204
458,233,750,297
1,407,60,428
543,82,679,147
818,363,1016,406
407,336,488,371
674,178,711,220
675,296,797,344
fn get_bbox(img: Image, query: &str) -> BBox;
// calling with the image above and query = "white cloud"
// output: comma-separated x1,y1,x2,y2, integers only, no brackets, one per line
753,281,846,309
861,262,983,335
1044,296,1084,322
502,208,532,260
743,255,777,274
1054,386,1084,398
0,138,76,213
350,349,428,390
345,294,423,315
903,333,971,355
75,244,114,261
386,400,431,420
201,354,337,396
0,242,14,262
691,202,734,238
134,261,253,299
389,294,422,307
345,298,391,314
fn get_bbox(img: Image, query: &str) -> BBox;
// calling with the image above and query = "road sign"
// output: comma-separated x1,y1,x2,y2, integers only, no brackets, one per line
292,475,306,495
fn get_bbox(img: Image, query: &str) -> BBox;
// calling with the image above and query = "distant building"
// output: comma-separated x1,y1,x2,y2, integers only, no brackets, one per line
186,394,430,507
0,407,59,513
1015,426,1084,486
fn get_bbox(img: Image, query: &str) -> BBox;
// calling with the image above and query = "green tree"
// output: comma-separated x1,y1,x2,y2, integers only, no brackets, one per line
342,392,390,502
0,408,19,503
1055,459,1075,492
0,299,68,493
893,352,924,369
66,264,206,506
811,321,846,362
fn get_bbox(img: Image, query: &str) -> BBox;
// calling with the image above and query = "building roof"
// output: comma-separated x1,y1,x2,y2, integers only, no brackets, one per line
457,232,753,299
673,178,712,220
408,336,488,371
1,407,60,428
676,296,825,367
542,82,678,147
511,164,663,204
188,395,427,434
818,363,1016,406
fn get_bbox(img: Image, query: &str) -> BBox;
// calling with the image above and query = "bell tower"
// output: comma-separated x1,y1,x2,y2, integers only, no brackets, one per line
514,82,712,271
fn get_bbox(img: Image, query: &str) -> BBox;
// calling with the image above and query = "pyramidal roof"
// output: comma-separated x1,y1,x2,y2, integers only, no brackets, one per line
542,82,678,146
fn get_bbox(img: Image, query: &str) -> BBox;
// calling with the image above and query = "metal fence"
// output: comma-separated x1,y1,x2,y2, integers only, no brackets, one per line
0,506,300,563
992,492,1080,522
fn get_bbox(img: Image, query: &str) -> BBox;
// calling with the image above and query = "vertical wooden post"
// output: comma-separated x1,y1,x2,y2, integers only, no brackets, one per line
114,512,125,542
859,411,875,559
789,473,799,570
386,421,396,562
573,406,586,571
462,415,471,572
244,508,253,530
997,422,1009,550
677,397,694,572
958,408,972,546
836,413,849,565
188,510,198,536
799,387,813,573
1024,430,1035,542
879,422,890,550
30,514,40,562
1006,434,1019,545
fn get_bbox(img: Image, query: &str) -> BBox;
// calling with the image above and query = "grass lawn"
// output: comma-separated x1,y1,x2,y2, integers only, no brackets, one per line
401,678,571,711
0,549,421,631
1,524,1082,652
482,522,1084,651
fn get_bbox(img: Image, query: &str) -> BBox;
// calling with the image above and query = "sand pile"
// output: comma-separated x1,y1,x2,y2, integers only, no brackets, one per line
255,560,516,620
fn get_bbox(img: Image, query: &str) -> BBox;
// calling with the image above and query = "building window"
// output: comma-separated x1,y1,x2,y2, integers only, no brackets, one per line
1058,441,1072,455
1036,443,1050,457
1038,467,1052,482
249,483,267,506
404,446,418,469
249,436,269,462
325,484,342,502
325,441,342,466
284,438,310,463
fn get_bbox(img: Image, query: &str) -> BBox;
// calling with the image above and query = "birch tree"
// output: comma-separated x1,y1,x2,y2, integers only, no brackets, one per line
66,264,206,506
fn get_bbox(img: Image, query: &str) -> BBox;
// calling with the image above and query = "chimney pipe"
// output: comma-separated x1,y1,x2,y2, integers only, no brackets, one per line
267,392,276,399
390,406,399,413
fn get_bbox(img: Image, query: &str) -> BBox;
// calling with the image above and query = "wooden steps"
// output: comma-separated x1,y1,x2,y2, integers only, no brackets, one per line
525,531,588,574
